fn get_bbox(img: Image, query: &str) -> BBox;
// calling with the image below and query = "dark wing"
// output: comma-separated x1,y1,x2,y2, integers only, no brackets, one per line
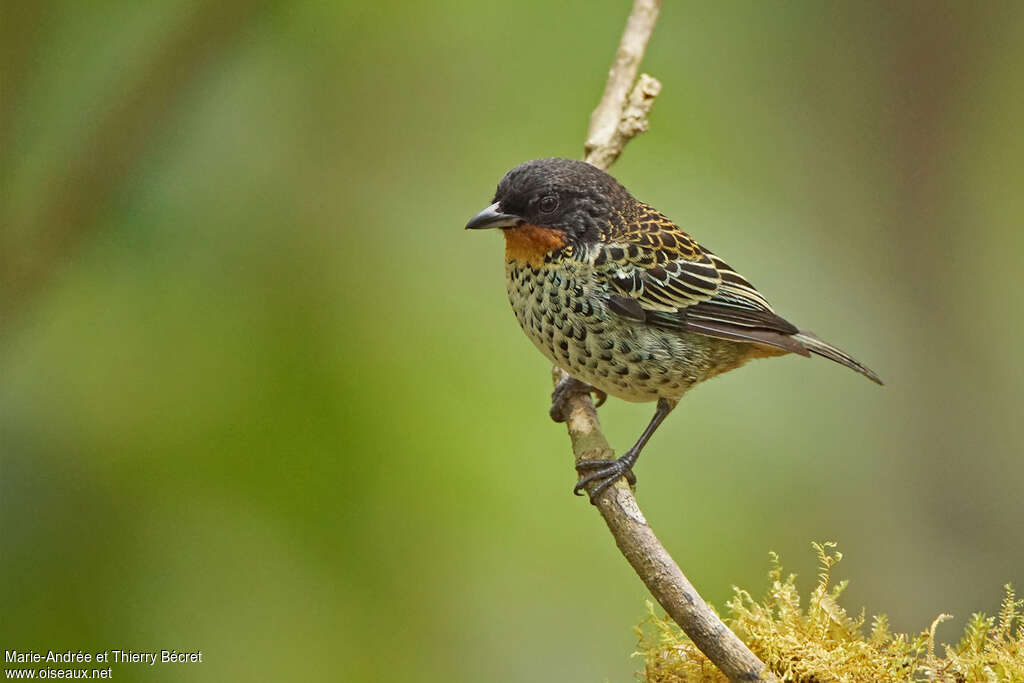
598,204,809,356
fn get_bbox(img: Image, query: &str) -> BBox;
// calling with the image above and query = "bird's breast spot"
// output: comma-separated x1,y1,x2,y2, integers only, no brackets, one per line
503,224,567,267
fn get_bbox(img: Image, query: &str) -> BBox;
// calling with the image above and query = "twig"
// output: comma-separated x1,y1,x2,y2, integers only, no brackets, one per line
558,1,779,681
584,0,663,170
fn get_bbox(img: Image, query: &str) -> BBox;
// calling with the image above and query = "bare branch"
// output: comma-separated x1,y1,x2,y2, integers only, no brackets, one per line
557,2,779,681
585,0,663,170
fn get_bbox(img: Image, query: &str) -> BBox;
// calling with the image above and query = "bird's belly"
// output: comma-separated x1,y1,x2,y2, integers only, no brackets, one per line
505,263,742,402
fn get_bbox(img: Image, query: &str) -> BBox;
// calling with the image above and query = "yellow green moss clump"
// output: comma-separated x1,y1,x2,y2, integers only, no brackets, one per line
636,543,1024,682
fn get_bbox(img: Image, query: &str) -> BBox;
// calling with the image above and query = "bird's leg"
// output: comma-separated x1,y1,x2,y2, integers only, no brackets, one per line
573,397,677,503
549,375,607,423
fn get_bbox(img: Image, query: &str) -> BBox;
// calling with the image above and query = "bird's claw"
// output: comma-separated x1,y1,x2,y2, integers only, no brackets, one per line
549,376,607,423
573,455,637,503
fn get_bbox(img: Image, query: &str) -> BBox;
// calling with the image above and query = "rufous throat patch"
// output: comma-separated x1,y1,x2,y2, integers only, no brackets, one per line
503,224,567,267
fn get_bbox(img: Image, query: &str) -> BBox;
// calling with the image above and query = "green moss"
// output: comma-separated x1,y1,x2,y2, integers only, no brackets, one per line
636,543,1024,682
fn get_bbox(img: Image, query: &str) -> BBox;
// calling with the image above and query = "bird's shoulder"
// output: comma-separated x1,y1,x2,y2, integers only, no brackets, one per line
590,203,797,340
592,203,723,312
598,203,704,264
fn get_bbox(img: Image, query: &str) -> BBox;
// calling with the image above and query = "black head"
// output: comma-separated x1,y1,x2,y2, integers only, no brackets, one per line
465,158,635,244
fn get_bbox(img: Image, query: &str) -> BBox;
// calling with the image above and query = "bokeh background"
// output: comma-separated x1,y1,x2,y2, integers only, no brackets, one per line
2,1,1023,681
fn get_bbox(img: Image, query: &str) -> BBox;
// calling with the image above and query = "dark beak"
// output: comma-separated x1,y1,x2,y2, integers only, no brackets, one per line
465,202,523,230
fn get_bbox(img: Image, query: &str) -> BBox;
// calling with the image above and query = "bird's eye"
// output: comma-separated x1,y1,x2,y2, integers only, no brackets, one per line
539,195,559,213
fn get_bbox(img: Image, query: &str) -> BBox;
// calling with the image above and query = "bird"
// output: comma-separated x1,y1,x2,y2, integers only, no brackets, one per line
466,158,881,503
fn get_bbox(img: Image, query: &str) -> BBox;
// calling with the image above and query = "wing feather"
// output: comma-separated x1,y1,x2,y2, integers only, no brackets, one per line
596,204,882,381
598,204,802,353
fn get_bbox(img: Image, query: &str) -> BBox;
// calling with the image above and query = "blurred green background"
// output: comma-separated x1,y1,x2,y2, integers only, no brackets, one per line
2,1,1022,681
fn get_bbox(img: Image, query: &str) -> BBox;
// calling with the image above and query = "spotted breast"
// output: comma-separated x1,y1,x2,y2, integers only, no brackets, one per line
503,229,757,403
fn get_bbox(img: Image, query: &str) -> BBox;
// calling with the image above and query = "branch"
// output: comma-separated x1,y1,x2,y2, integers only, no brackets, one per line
558,2,778,681
584,0,663,170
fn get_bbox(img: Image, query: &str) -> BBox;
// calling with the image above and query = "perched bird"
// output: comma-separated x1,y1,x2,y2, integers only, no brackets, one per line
466,158,881,502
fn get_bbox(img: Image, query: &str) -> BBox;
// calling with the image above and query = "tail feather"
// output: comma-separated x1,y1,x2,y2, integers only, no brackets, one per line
792,332,883,385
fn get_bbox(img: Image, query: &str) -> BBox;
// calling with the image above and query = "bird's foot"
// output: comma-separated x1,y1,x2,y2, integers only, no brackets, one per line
573,451,638,503
549,376,607,423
